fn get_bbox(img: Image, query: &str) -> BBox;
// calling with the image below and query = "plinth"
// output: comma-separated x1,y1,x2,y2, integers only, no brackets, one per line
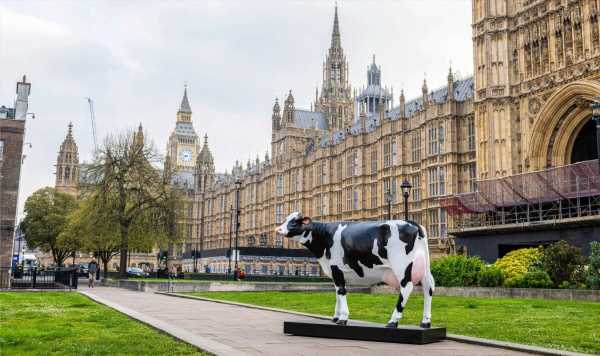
283,319,446,344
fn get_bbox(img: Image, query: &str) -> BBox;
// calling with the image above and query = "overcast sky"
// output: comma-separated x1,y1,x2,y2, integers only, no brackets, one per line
0,0,472,217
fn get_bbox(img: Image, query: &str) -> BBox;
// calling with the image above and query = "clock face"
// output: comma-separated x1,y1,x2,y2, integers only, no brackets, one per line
179,148,193,162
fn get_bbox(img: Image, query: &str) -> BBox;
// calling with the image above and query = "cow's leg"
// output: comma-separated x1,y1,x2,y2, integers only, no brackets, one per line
331,265,348,325
386,262,414,328
420,271,435,328
331,291,340,323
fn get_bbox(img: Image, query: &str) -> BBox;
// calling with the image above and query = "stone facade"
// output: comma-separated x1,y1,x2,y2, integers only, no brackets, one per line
171,5,478,275
0,76,30,281
473,0,600,177
54,122,79,196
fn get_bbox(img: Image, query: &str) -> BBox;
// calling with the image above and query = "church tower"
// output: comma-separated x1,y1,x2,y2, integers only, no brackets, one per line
55,122,79,196
195,134,215,193
166,85,200,187
316,4,353,130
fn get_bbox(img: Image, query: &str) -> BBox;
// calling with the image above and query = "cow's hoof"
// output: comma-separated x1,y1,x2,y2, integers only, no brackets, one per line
335,319,347,326
331,317,339,323
420,322,431,329
385,322,398,328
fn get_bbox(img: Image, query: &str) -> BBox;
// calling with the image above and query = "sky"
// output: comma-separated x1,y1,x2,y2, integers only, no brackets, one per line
0,0,472,217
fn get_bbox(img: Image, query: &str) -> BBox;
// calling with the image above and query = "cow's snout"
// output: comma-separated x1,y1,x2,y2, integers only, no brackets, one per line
275,226,286,235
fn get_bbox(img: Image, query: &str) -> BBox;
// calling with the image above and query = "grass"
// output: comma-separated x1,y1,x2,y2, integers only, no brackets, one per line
0,292,209,355
187,291,600,355
120,278,329,284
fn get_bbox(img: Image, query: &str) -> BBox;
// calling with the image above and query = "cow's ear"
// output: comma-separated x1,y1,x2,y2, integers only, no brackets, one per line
302,217,312,225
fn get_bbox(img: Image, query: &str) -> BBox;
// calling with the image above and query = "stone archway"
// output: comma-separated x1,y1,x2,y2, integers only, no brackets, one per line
528,80,600,170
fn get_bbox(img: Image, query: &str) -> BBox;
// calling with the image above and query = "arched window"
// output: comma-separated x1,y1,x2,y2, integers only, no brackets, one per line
64,166,71,182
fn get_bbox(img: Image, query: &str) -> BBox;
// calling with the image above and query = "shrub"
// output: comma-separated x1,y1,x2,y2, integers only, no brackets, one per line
430,255,484,287
494,247,542,280
504,270,553,288
586,241,600,290
540,240,587,288
477,265,504,287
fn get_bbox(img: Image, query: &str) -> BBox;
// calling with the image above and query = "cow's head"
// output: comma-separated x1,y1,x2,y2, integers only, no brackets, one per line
275,212,312,244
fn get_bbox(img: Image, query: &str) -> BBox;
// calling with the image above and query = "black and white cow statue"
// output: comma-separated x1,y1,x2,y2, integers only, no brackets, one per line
276,212,435,328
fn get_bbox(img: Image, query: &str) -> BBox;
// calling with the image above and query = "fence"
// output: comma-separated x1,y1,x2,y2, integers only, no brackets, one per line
2,267,78,289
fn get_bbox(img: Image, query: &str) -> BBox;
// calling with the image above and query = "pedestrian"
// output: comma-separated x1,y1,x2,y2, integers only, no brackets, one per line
88,259,98,288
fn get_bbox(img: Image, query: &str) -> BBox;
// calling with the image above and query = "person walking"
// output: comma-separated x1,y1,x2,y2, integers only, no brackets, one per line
88,259,98,288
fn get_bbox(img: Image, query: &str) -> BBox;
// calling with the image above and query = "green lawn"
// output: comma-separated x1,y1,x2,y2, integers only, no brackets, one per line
0,292,208,355
187,291,600,355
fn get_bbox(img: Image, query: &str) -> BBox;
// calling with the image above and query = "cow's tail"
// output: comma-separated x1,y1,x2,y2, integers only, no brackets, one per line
418,224,435,293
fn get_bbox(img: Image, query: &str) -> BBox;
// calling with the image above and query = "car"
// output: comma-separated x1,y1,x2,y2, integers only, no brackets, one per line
126,267,149,278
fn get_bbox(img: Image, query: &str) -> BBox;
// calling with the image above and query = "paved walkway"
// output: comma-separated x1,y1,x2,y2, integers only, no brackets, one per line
81,287,531,356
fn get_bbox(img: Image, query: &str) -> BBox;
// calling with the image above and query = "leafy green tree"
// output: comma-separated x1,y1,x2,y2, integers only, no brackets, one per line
85,127,184,278
19,187,77,266
540,240,587,288
586,241,600,289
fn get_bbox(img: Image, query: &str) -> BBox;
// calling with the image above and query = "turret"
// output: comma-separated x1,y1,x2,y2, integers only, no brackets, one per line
195,134,215,192
55,122,79,196
272,98,281,132
422,77,429,107
399,89,406,118
284,90,295,124
447,65,454,101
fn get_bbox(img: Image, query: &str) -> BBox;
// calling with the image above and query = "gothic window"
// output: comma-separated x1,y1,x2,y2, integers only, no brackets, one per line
336,191,342,213
412,133,421,163
353,190,359,210
370,183,377,209
336,159,343,182
428,126,438,156
391,139,398,165
346,153,353,178
332,63,341,81
438,124,445,154
0,140,3,161
411,174,421,202
259,234,268,247
439,167,446,195
370,148,377,174
276,175,284,196
275,203,283,223
57,167,62,183
468,117,476,151
468,163,477,192
352,150,359,176
427,209,440,238
428,167,438,197
383,141,391,168
64,166,71,182
345,188,352,211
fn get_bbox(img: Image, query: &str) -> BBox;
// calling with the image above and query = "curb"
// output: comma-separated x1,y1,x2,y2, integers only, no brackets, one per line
161,292,592,356
80,290,248,356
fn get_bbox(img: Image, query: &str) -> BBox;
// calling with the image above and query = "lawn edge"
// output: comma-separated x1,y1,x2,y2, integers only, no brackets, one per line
161,292,592,356
79,290,247,356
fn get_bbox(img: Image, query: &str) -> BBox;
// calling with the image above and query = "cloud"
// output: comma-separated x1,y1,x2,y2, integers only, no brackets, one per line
0,0,472,218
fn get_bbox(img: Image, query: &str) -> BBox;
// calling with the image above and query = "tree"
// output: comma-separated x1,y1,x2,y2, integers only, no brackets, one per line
86,126,184,278
19,187,77,267
59,194,120,278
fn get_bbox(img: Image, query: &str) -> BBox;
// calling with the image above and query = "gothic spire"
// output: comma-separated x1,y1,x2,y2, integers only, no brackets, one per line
331,4,341,49
179,85,192,114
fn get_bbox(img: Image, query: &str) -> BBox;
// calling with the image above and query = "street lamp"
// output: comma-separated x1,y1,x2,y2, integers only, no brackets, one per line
401,178,412,221
384,190,393,221
234,179,242,280
591,98,600,174
228,205,233,276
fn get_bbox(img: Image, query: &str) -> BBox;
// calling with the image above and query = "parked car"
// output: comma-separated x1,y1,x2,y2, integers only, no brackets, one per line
126,267,149,278
68,264,89,278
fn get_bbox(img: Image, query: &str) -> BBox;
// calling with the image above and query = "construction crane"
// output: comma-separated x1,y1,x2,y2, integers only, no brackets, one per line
85,97,98,151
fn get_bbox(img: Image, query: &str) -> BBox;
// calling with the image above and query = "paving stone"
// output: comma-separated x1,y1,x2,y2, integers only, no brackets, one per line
81,287,532,356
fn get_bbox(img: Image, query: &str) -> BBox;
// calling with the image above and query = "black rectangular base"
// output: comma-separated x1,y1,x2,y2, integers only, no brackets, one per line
284,320,446,344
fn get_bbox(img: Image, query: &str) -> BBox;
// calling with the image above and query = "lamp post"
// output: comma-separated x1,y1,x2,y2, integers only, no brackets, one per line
234,179,242,280
591,98,600,174
385,190,393,221
400,178,412,221
228,205,233,276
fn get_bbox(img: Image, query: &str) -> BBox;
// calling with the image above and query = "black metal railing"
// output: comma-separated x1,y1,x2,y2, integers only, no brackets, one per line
3,267,78,289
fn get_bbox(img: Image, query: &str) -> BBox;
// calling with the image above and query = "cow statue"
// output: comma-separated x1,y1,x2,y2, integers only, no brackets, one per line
276,212,435,329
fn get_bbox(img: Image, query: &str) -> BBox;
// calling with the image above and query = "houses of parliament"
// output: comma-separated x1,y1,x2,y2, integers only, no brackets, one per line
55,1,600,273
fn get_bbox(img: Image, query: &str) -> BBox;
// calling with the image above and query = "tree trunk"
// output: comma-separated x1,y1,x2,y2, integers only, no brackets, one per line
119,224,129,279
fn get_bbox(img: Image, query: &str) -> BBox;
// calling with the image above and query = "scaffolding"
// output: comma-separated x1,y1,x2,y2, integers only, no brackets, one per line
441,160,600,230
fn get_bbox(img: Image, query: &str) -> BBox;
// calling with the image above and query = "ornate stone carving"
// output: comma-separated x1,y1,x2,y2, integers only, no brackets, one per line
529,97,541,116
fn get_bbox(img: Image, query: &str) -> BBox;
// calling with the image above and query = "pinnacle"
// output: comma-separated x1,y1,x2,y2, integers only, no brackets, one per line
179,86,192,113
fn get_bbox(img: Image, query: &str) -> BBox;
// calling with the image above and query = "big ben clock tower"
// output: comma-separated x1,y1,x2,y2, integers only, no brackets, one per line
166,86,200,187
